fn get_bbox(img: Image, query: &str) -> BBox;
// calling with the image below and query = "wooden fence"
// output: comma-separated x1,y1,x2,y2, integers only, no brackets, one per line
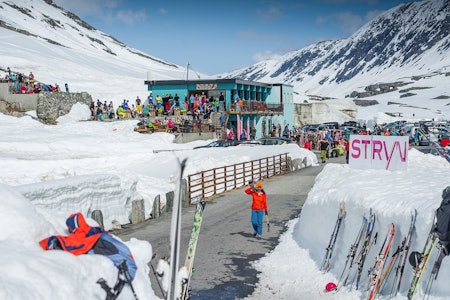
187,153,289,202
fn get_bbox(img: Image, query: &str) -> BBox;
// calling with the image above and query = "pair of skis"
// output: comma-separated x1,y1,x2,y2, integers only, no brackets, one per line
337,215,368,289
366,223,396,300
407,211,445,300
378,209,417,297
337,209,376,291
355,209,377,291
320,202,346,273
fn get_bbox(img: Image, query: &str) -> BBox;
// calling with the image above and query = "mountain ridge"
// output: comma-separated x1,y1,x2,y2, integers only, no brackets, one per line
219,0,450,101
0,0,449,121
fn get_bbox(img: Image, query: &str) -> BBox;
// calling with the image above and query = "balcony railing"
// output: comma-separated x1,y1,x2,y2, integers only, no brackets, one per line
229,100,283,115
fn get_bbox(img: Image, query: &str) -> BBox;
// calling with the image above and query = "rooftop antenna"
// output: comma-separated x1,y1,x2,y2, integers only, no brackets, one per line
186,62,190,81
185,62,201,80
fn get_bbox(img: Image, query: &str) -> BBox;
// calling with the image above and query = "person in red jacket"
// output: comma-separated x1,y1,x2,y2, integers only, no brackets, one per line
245,181,268,239
304,140,312,150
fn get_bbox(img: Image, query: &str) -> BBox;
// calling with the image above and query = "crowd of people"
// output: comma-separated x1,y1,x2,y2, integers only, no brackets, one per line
145,91,222,120
0,67,69,94
1,67,69,94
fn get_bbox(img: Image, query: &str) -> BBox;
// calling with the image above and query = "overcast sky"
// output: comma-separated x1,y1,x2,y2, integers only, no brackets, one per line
51,0,419,75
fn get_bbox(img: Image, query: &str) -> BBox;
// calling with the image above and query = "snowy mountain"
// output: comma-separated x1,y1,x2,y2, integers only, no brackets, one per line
219,0,450,120
1,0,449,121
0,0,198,102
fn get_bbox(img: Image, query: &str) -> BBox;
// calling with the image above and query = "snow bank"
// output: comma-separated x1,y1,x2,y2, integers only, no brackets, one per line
295,153,450,298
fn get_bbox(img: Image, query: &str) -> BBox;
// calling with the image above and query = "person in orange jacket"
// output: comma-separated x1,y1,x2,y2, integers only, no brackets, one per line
245,181,268,239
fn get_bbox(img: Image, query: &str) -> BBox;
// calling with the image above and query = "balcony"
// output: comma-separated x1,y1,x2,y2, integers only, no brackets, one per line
228,100,283,115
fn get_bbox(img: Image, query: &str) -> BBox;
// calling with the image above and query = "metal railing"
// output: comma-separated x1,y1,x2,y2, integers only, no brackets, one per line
228,100,284,115
187,153,289,202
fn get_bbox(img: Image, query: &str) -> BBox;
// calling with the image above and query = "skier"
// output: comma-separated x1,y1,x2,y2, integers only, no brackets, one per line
244,181,268,240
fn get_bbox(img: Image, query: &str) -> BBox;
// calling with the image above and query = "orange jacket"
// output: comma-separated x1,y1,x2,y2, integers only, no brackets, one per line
39,212,103,256
245,187,268,212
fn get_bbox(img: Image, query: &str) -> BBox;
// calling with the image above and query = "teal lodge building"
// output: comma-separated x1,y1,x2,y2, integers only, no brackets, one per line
144,78,294,138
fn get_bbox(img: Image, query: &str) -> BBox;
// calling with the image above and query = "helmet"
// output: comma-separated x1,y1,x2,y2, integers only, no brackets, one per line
256,181,263,188
325,282,337,292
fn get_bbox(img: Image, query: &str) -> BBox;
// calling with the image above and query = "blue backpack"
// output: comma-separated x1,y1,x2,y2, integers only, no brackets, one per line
90,232,137,280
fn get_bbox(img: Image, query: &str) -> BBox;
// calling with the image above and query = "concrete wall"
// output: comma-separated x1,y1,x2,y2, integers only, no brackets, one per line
0,82,92,123
0,83,38,111
173,131,217,143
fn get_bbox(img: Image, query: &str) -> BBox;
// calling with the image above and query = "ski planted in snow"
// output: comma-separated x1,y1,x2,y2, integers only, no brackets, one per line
320,202,346,273
377,239,404,296
407,213,438,300
166,157,188,300
367,223,396,300
337,215,368,289
180,199,206,300
355,209,376,291
150,253,166,299
388,209,417,297
423,244,446,298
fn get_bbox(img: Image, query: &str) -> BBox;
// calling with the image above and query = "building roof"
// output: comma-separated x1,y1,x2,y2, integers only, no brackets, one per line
144,78,292,88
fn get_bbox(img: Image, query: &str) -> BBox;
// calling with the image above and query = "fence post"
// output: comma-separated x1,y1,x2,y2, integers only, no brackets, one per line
287,157,292,171
153,195,161,219
91,209,104,228
182,178,189,207
131,199,145,224
165,191,174,212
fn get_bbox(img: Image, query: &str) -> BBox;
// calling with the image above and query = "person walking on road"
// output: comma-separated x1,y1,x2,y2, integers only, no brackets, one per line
319,137,330,163
244,181,268,240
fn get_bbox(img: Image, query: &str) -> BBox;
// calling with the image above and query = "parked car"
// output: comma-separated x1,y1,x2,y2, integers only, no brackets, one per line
237,140,262,146
257,137,294,145
193,140,240,149
418,137,430,146
438,131,450,147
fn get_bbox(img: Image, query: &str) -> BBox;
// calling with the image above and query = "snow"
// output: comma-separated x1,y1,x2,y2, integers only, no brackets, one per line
1,1,450,299
0,104,449,300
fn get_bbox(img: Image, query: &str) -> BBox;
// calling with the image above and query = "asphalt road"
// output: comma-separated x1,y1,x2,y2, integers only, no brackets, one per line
116,154,345,299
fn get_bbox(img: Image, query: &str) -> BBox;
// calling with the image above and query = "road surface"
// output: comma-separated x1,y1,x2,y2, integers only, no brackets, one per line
116,154,345,299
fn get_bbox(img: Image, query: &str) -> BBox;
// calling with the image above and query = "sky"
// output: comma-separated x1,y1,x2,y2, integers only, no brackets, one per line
1,1,449,297
50,0,420,75
0,101,449,299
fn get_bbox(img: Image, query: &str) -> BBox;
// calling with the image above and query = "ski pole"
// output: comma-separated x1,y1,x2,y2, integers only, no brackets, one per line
150,254,166,298
265,212,270,232
120,260,139,300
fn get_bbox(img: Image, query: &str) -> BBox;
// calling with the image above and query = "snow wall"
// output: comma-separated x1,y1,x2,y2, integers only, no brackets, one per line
14,174,141,230
294,151,450,298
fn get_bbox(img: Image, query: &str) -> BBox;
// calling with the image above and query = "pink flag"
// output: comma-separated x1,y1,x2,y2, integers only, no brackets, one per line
240,116,244,140
236,115,241,140
246,118,250,140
